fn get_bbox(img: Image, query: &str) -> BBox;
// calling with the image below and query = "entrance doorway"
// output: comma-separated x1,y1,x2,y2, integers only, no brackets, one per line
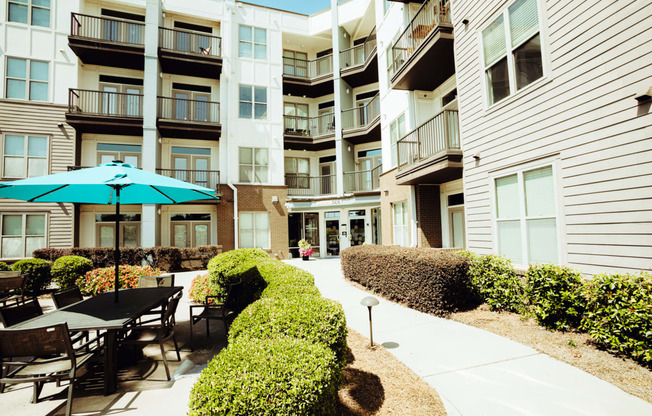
325,211,340,256
288,212,320,258
349,209,366,246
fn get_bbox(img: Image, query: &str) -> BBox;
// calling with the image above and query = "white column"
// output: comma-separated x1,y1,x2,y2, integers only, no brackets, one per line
331,0,345,196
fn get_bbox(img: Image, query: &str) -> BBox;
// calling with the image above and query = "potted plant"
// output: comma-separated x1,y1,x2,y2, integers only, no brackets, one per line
298,239,313,261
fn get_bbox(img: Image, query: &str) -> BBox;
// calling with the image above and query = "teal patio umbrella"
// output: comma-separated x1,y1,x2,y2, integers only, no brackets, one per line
0,161,218,302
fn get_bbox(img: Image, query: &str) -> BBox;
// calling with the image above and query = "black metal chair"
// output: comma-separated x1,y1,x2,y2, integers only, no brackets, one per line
188,279,242,350
0,273,28,307
51,286,84,309
0,298,42,328
0,322,98,416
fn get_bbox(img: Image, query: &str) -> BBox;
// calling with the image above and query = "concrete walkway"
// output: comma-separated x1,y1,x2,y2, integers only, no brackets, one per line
288,257,652,416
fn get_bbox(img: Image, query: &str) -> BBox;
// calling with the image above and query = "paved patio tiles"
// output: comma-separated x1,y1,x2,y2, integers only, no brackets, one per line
289,257,652,416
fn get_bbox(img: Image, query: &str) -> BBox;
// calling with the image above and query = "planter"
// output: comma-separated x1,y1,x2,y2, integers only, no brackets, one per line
302,256,310,261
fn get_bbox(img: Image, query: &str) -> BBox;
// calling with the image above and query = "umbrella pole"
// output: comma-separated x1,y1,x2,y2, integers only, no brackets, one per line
114,187,121,303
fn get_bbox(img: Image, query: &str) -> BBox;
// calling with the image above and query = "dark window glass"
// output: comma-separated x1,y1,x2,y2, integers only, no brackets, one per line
514,34,543,90
487,57,510,105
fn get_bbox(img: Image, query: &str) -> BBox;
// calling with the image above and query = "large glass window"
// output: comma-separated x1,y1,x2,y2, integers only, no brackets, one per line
171,213,210,248
392,201,409,247
285,157,310,189
2,134,47,178
482,0,543,105
283,50,308,77
97,143,141,167
239,25,267,59
239,212,269,249
1,213,46,258
95,214,140,248
239,147,268,183
495,165,558,265
6,58,49,101
8,0,50,27
389,113,406,167
239,85,267,119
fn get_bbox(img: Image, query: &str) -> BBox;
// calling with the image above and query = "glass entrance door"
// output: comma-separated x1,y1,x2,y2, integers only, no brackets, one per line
325,211,340,256
349,210,366,246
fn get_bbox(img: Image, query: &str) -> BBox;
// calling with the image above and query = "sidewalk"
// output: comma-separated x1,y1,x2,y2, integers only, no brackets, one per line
288,257,652,416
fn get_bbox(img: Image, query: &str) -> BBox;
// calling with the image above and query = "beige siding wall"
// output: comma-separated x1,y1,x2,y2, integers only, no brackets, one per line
0,101,75,256
454,0,652,274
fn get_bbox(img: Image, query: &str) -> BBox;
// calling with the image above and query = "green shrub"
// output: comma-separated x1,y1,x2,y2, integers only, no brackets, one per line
189,336,339,416
524,264,584,330
207,249,270,307
260,284,321,299
11,258,52,294
51,255,93,289
341,245,471,315
459,251,525,313
580,272,652,365
0,261,10,271
229,295,347,367
76,265,162,296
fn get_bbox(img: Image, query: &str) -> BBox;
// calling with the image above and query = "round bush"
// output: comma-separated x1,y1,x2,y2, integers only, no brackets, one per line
207,249,269,299
229,296,347,367
0,261,10,271
76,265,162,296
260,284,321,299
51,255,93,289
11,258,52,294
189,336,339,416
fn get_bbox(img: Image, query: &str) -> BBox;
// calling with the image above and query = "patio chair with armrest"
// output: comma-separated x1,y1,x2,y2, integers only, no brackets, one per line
0,322,100,416
0,272,28,307
0,298,42,328
188,278,242,350
51,287,98,348
138,274,176,323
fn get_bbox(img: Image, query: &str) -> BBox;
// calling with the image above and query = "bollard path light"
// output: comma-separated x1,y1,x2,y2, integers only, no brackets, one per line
360,296,379,348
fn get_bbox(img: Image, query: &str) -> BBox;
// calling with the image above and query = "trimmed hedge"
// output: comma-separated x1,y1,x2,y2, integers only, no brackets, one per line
341,245,471,315
0,261,10,271
11,258,52,294
51,255,94,289
76,265,162,296
260,284,321,299
229,295,347,367
189,336,339,416
207,249,270,310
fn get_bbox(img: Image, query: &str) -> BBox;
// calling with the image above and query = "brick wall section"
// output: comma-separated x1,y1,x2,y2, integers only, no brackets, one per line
416,185,442,248
215,186,235,251
379,168,411,245
236,185,289,259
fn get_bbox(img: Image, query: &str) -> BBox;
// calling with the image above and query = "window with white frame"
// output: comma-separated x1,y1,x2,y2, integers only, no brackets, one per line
1,213,46,258
392,201,409,247
239,147,268,183
494,165,558,265
285,157,310,189
6,58,49,101
8,0,50,27
482,0,543,106
239,85,267,119
2,134,48,178
239,212,270,249
389,113,406,167
239,25,267,59
96,214,140,248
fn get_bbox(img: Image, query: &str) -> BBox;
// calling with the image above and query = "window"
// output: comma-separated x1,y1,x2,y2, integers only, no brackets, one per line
1,213,46,258
239,25,267,59
482,0,543,106
171,213,210,248
8,0,50,27
283,50,308,77
2,135,47,178
389,113,406,167
239,85,267,119
97,143,141,167
392,201,409,247
96,214,140,248
239,212,269,249
285,157,310,189
239,147,268,183
494,165,558,265
6,58,49,101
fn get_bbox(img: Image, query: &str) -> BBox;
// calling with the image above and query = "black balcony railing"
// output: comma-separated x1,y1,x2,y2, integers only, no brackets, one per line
70,13,145,45
391,0,451,75
156,168,220,191
283,113,335,137
68,89,143,118
397,109,460,171
283,54,334,79
341,93,380,131
158,96,220,123
159,27,221,57
340,27,377,69
285,174,336,196
343,165,381,193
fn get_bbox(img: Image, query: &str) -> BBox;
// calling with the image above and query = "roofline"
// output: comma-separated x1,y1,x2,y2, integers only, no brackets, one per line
237,1,336,17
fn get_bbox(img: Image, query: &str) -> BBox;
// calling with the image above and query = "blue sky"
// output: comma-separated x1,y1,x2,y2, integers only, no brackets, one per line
243,0,333,15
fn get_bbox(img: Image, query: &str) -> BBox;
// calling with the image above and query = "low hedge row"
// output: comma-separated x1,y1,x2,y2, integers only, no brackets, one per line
340,245,471,315
189,249,346,415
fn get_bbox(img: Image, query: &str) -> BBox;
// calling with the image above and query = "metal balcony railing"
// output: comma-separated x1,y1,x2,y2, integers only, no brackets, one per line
156,168,220,191
159,27,221,57
341,93,380,131
343,165,381,193
283,54,334,79
68,89,143,118
283,113,336,137
397,109,460,171
70,13,145,45
390,0,451,75
285,174,336,197
158,96,220,123
340,27,377,69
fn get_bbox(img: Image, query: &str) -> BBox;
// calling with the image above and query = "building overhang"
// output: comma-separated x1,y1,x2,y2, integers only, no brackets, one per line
158,49,223,79
396,151,463,185
68,37,144,70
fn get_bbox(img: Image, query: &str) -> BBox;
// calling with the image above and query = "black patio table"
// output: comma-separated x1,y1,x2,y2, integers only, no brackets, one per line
10,286,183,395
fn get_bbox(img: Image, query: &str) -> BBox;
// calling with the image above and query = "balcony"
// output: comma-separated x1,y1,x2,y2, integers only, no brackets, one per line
341,93,381,144
68,13,145,70
390,0,454,91
396,109,462,185
156,169,221,195
282,54,334,98
343,165,381,194
283,113,336,151
157,97,221,140
158,27,222,79
285,174,336,197
340,28,378,87
65,89,143,135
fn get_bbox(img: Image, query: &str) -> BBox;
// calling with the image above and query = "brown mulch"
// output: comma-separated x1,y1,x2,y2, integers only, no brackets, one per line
337,328,447,416
448,304,652,403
